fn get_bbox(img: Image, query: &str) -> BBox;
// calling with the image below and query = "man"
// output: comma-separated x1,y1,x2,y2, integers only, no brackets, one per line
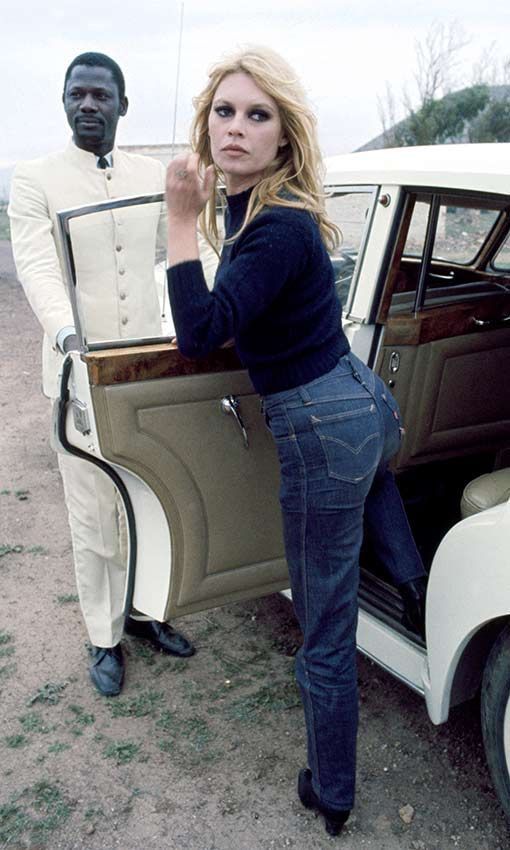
9,52,213,696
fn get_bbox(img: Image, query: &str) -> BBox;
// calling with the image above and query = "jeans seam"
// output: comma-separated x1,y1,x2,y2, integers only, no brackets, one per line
288,416,322,792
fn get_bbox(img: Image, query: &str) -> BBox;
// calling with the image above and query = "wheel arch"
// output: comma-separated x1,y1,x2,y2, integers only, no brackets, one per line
449,617,508,710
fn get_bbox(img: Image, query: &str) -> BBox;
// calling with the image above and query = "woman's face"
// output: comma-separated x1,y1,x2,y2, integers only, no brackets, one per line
208,71,287,195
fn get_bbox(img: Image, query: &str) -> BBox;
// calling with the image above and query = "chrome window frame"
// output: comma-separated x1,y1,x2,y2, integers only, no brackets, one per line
324,184,379,318
57,193,166,353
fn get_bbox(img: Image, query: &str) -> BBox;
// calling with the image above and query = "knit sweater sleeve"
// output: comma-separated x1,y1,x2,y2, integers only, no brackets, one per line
167,208,312,358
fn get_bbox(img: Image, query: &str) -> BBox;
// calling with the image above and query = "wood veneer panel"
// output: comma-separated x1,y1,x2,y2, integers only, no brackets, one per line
383,295,510,346
85,343,243,386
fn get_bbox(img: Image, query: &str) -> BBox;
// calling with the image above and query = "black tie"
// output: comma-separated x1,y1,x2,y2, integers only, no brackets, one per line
97,156,109,169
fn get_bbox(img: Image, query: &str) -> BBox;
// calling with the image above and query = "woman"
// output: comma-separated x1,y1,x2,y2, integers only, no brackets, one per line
165,46,426,836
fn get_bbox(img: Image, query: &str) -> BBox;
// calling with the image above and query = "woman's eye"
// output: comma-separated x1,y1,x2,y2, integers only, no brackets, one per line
250,110,270,122
214,105,233,118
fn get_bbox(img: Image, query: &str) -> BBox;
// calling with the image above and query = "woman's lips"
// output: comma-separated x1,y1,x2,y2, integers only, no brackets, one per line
222,145,248,154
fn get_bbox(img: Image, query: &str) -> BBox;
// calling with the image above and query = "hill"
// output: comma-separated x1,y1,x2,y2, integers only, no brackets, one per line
358,84,510,151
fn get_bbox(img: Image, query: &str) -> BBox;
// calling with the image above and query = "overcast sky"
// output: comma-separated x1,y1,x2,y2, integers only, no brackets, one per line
2,0,510,169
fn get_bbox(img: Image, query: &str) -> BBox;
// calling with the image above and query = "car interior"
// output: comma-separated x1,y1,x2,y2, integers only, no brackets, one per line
360,190,510,640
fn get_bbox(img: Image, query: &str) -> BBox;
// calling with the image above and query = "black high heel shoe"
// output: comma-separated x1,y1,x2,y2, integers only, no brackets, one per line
298,768,350,836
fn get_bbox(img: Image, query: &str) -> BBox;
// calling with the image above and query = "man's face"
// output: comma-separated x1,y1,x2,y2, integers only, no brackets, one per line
63,65,128,155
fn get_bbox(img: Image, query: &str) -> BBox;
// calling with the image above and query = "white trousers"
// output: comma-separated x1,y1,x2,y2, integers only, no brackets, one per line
58,452,128,647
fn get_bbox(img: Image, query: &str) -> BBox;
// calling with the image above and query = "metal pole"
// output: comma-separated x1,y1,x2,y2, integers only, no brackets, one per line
163,1,185,323
171,2,185,153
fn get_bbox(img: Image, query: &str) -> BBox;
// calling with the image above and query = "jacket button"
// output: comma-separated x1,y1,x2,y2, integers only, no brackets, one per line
121,317,128,325
120,292,126,300
116,245,122,252
106,173,112,181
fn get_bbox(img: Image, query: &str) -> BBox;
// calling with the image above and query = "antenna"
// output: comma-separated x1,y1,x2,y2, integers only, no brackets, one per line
171,1,185,153
162,1,185,325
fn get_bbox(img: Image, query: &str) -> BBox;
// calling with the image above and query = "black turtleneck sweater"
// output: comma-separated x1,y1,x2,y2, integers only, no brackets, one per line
167,187,350,395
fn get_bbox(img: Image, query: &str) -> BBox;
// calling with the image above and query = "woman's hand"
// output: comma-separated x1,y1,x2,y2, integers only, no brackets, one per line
166,153,216,225
166,154,215,267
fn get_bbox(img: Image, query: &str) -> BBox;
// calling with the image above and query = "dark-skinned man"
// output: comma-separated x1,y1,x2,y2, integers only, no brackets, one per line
9,52,216,696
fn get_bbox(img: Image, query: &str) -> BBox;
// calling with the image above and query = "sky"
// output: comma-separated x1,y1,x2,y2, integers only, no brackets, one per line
1,0,510,178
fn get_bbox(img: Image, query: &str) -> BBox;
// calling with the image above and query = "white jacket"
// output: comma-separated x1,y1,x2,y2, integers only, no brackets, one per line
8,141,216,397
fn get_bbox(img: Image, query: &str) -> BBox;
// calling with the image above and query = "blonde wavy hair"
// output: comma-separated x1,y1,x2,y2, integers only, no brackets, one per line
191,45,340,252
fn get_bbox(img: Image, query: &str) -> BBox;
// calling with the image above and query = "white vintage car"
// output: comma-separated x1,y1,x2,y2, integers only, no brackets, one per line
55,143,510,819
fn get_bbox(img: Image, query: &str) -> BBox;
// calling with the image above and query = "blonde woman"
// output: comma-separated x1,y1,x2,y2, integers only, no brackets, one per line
165,46,426,835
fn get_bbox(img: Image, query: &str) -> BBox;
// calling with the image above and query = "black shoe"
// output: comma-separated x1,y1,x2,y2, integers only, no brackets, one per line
298,768,350,836
124,617,195,657
89,644,124,696
399,576,427,639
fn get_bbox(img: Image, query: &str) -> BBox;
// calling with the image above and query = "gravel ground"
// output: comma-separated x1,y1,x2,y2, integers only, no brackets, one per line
1,236,510,850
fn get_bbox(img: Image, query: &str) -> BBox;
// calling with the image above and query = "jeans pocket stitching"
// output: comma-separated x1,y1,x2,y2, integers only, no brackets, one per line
312,418,380,484
310,403,376,426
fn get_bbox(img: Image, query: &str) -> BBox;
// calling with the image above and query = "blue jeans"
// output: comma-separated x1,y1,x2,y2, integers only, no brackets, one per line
262,352,424,809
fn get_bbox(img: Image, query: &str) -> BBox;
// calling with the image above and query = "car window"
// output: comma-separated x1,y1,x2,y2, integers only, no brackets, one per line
325,189,377,310
64,198,170,350
386,192,509,317
492,231,510,271
404,199,500,265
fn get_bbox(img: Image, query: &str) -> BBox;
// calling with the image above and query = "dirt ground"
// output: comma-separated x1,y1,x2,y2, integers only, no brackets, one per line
1,236,510,850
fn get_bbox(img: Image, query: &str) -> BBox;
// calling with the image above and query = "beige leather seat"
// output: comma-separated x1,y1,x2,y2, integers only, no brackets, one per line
461,469,510,519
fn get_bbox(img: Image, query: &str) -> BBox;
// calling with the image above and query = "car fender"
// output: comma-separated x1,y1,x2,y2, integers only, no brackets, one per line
424,499,510,724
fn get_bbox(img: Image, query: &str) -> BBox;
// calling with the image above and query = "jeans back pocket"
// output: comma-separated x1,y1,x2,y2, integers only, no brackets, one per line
311,403,381,484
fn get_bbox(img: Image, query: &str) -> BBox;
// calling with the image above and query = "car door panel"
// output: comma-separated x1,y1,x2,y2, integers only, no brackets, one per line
86,349,288,619
376,323,510,469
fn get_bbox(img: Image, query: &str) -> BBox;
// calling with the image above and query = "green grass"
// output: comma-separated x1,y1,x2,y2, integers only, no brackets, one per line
19,712,50,734
0,780,72,845
0,544,23,558
66,704,94,736
108,689,164,718
0,645,15,659
0,632,14,660
14,489,29,501
84,803,105,820
156,710,218,764
26,545,48,555
0,663,16,680
103,740,140,765
192,615,221,642
0,543,47,559
0,207,10,241
5,734,27,749
48,742,71,754
223,680,301,724
130,641,157,666
150,656,191,676
56,593,79,604
27,682,67,706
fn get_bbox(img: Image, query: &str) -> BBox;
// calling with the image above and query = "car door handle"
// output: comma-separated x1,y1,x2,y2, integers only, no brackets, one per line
471,314,510,328
221,395,249,449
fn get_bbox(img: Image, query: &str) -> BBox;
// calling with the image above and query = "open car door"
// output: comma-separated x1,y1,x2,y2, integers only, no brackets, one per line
55,194,288,623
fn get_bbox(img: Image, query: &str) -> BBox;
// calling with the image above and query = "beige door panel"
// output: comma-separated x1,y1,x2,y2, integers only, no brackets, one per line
90,365,288,619
377,326,510,470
